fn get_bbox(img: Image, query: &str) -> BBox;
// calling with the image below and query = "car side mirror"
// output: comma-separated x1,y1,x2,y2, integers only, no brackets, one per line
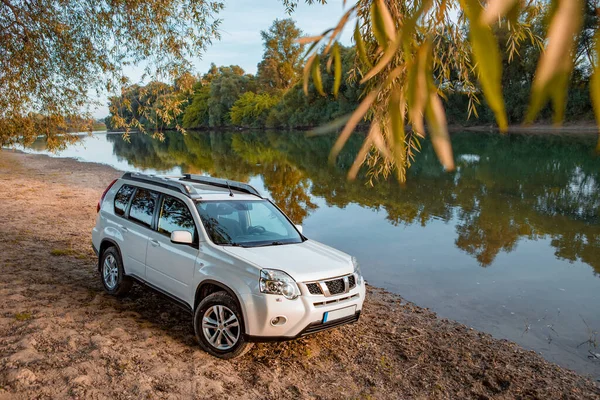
295,225,303,234
171,230,193,245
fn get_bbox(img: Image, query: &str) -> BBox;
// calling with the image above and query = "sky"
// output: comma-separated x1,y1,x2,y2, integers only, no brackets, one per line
92,0,353,118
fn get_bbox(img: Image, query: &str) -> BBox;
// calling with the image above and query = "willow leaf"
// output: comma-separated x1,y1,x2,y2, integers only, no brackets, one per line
311,55,326,96
297,35,324,44
461,0,508,132
360,29,402,84
526,0,583,124
308,114,351,136
371,122,392,160
481,0,519,25
354,22,373,69
375,0,396,41
406,40,431,136
323,8,354,55
333,42,342,98
425,92,454,171
348,134,373,180
303,54,317,95
388,88,406,182
371,1,390,48
329,90,378,165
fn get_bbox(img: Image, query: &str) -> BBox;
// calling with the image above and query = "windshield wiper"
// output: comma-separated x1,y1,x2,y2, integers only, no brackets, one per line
223,242,244,247
251,241,289,247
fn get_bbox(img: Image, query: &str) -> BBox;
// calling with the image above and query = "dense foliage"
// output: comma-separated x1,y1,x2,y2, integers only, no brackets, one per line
0,0,223,148
107,12,597,136
107,19,364,131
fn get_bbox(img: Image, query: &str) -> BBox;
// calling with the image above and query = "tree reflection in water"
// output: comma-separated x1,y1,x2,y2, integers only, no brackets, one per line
106,130,600,275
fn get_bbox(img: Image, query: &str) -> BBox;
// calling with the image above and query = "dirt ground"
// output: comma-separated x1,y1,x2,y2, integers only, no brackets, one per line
0,150,598,400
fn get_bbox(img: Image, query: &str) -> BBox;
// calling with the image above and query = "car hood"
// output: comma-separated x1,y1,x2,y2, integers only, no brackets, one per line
221,240,353,282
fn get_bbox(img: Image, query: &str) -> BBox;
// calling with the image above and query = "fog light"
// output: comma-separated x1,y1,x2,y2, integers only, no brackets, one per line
270,316,287,326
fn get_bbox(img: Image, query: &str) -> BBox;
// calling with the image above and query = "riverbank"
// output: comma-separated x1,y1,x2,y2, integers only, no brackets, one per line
0,150,598,399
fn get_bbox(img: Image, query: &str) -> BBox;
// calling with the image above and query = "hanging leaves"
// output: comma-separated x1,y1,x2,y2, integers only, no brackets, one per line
425,92,454,171
354,21,373,69
525,0,584,125
299,0,591,183
387,88,407,182
303,54,316,95
332,43,342,97
371,0,395,48
460,0,508,132
311,55,326,96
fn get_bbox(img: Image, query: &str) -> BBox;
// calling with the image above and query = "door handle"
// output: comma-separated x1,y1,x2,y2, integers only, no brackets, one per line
119,225,128,232
150,239,159,247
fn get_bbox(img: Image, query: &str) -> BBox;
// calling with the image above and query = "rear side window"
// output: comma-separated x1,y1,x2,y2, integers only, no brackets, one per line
129,188,158,227
114,185,135,216
158,196,196,238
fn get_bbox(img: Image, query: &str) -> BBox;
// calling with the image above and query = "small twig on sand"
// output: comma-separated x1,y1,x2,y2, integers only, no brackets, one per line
403,364,419,374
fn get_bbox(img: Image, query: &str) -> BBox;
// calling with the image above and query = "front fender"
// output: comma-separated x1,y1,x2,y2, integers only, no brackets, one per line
194,245,260,333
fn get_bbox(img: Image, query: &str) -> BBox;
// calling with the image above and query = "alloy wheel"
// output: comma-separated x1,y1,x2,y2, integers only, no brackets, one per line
103,254,118,290
202,305,240,350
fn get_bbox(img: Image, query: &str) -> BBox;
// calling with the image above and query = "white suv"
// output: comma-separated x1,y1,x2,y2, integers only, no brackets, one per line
92,172,365,358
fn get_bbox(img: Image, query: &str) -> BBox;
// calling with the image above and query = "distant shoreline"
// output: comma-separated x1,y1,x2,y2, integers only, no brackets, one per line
102,121,600,136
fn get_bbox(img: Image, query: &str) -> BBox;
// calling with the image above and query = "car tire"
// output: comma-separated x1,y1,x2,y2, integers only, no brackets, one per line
194,291,252,359
100,246,133,296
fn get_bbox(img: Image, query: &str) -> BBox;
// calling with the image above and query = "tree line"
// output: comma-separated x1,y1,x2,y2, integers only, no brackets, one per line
106,12,597,134
106,19,362,132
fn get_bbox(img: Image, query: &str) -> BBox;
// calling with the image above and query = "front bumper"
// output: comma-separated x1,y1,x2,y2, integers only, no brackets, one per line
245,311,361,342
242,281,365,340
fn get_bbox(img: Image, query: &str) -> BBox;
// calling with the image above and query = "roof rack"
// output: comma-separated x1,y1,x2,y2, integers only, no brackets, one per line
180,174,262,197
121,172,196,197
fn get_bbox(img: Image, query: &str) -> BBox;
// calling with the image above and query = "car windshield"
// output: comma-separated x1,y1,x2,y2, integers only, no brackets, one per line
196,200,303,247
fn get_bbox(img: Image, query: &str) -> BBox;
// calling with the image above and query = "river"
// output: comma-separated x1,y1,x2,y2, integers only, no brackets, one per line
15,130,600,379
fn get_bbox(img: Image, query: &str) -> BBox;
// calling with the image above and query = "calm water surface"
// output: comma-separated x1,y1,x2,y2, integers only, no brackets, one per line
16,130,600,378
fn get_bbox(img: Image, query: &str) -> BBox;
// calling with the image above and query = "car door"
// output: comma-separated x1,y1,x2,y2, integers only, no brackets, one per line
145,194,199,302
121,187,159,279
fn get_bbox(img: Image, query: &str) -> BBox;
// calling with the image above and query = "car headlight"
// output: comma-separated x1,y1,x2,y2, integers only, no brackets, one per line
352,257,363,285
260,269,300,300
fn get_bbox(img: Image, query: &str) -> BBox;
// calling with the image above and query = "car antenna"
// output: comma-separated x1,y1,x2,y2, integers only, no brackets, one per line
226,181,234,197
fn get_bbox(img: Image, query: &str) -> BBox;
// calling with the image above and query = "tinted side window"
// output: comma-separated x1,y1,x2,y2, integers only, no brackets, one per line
158,196,196,238
129,188,158,228
114,185,135,216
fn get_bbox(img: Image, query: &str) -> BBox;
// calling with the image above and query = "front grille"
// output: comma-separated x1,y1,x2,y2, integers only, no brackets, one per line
325,279,345,295
306,283,323,295
348,275,356,289
313,293,359,307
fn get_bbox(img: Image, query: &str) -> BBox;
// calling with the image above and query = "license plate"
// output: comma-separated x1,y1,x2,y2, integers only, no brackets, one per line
323,305,356,323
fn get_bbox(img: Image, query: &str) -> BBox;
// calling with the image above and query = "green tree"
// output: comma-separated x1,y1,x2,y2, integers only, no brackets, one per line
0,0,223,149
182,83,211,129
230,92,281,127
207,66,256,126
256,19,305,93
